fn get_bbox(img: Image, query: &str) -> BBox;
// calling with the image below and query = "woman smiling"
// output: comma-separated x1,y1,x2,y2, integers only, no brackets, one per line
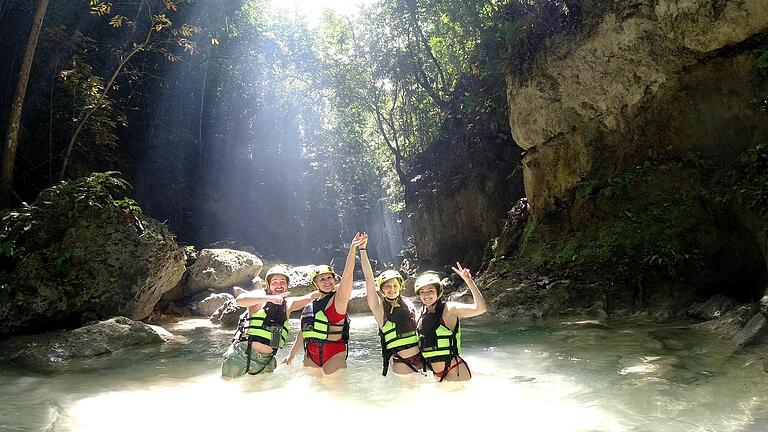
414,264,486,382
360,233,423,376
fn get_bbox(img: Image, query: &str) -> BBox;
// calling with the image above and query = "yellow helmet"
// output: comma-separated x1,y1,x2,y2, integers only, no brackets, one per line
414,272,443,297
265,265,290,286
311,265,337,287
375,270,404,291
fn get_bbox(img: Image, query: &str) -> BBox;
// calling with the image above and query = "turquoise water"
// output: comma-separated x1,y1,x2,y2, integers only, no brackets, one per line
1,316,767,431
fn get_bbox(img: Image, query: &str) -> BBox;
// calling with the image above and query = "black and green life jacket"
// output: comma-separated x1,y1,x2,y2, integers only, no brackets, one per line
244,301,289,352
378,296,419,376
231,301,288,375
417,300,469,381
301,293,350,343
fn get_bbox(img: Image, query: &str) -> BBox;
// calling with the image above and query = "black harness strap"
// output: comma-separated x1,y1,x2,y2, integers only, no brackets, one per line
379,329,390,376
393,352,422,373
445,355,473,382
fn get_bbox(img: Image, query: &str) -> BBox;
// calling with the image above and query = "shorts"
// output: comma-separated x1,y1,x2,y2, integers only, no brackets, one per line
221,342,276,378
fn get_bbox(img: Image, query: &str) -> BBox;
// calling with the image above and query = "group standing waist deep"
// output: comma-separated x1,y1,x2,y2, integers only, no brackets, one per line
221,232,487,382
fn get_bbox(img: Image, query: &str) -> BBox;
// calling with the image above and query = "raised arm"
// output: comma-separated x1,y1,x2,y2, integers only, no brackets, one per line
334,232,365,314
235,289,289,308
448,262,487,318
359,233,384,325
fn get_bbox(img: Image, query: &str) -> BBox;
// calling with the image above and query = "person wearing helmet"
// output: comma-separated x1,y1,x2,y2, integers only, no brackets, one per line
284,232,366,375
359,234,423,376
415,263,486,382
221,265,320,380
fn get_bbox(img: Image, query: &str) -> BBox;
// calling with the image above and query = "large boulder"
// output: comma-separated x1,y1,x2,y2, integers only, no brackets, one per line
195,293,234,317
0,174,186,337
346,283,370,314
186,248,263,292
0,317,173,372
210,299,245,329
286,265,317,296
203,240,259,256
474,264,608,320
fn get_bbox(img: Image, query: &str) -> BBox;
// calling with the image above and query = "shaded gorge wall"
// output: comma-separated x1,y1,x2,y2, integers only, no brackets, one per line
497,0,768,313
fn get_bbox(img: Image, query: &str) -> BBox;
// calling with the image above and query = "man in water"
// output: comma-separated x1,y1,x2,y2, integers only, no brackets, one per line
221,265,319,379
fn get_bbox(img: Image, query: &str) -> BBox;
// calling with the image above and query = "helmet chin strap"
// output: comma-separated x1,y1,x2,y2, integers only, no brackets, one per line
427,298,442,311
384,296,401,313
318,286,335,294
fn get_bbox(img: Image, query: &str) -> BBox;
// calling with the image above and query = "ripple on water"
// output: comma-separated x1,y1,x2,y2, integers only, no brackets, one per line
0,374,62,431
2,316,768,432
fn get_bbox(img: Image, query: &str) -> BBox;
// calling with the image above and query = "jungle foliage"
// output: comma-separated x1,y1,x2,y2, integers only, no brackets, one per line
515,142,768,297
0,0,535,262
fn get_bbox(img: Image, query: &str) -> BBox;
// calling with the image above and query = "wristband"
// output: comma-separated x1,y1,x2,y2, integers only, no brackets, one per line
359,248,367,251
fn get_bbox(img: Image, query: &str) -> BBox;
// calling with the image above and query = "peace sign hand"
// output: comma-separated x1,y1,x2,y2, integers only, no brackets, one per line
451,262,472,282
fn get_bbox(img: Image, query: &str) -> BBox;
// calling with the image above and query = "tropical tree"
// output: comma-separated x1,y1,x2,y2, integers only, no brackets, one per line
0,0,49,204
59,0,204,180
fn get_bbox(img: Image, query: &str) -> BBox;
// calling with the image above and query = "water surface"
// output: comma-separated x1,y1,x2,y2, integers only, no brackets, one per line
1,316,767,431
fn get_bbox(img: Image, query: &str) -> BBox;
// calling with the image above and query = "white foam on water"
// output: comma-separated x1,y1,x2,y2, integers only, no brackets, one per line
59,360,624,432
5,316,766,432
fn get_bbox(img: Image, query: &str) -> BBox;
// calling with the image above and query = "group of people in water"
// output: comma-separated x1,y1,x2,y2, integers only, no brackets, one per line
221,232,487,382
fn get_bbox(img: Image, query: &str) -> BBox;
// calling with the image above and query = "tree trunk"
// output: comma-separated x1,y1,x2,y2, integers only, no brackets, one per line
198,61,208,170
0,0,49,205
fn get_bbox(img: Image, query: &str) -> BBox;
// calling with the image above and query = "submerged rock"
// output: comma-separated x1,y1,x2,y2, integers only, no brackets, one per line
688,295,739,320
690,304,760,339
0,317,173,372
733,312,768,348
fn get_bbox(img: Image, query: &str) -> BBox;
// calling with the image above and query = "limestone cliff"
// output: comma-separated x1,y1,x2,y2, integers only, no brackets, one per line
407,98,524,270
488,0,768,318
508,0,768,219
